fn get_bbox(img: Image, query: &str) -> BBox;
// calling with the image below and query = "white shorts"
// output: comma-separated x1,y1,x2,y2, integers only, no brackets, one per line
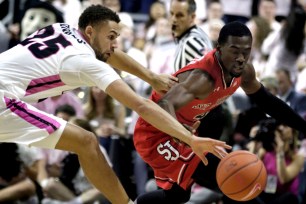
0,92,67,149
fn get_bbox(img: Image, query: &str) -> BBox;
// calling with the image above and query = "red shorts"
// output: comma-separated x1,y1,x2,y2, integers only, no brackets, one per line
134,118,201,190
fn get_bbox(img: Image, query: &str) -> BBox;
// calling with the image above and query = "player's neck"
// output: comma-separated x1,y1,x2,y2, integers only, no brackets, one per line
215,51,233,85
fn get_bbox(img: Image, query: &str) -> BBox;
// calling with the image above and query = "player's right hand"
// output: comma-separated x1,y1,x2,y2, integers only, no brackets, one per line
190,136,232,165
152,73,178,95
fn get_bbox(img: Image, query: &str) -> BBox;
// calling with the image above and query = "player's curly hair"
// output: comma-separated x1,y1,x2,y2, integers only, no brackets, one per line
217,21,252,45
78,5,120,30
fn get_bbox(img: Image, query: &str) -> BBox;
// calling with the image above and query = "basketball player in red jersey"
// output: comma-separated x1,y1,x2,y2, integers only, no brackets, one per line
134,21,306,204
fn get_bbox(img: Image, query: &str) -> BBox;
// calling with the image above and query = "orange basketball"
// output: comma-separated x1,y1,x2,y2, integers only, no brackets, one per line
216,150,267,201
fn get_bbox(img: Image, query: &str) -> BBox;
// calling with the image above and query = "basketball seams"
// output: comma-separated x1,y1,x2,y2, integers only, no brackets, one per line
226,161,263,196
218,156,258,187
217,151,255,171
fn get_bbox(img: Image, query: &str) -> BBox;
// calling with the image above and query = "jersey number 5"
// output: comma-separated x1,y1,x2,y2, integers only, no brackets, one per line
21,25,71,59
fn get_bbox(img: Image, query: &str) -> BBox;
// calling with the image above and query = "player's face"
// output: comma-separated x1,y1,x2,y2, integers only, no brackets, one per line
90,21,120,62
218,36,252,77
169,1,195,38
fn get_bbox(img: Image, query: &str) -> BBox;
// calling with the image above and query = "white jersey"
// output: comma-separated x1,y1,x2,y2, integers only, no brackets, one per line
0,23,120,148
0,23,120,105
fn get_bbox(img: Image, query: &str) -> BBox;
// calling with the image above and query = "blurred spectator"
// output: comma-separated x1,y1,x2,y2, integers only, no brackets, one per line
220,0,252,23
144,17,176,75
296,67,306,94
102,0,134,29
82,0,134,29
246,16,271,78
275,69,306,118
0,143,41,203
120,0,157,14
198,0,224,34
33,92,84,118
144,1,167,41
205,18,225,48
83,87,126,152
248,118,304,204
117,24,148,90
274,0,292,22
258,0,281,31
261,3,306,81
51,0,82,28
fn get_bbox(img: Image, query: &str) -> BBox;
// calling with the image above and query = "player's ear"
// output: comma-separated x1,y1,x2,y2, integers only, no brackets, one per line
84,25,94,39
216,45,221,54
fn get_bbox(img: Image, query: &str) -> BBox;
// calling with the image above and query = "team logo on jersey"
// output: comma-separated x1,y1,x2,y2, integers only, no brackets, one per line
157,140,179,161
192,103,211,110
215,95,229,106
214,87,220,92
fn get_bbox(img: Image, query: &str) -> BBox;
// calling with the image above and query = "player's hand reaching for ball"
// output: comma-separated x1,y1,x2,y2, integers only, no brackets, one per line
190,136,232,165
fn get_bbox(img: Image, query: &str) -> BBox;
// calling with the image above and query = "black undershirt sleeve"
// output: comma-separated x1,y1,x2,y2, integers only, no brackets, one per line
247,84,306,136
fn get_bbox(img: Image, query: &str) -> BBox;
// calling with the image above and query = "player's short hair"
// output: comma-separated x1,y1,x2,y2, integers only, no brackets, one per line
172,0,196,14
217,21,252,45
78,5,120,30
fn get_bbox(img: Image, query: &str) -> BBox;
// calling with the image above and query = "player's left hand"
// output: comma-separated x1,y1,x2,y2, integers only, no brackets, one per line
152,73,178,94
190,136,232,165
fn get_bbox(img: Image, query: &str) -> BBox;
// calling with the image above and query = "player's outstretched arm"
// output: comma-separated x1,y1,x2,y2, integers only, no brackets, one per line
241,64,306,136
107,49,178,93
105,79,231,165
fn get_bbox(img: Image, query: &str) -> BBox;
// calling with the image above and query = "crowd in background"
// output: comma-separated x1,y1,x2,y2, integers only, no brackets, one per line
0,0,306,203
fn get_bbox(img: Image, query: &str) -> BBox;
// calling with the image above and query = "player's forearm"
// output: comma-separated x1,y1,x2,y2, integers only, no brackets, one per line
248,84,306,135
157,99,178,121
137,99,193,146
107,49,155,86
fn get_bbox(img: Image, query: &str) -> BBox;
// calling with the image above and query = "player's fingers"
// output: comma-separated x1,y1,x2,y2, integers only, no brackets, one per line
201,155,208,166
212,148,224,160
214,147,228,158
214,141,232,150
192,120,201,132
196,152,208,166
223,144,232,150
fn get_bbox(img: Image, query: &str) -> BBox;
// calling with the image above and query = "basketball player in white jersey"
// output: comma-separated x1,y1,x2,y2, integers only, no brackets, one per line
0,5,231,204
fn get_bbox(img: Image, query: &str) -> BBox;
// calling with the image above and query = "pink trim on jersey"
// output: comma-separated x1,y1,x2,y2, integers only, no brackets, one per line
4,97,60,134
25,74,65,96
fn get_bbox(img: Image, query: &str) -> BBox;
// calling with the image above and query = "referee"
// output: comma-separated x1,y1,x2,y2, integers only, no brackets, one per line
170,0,213,72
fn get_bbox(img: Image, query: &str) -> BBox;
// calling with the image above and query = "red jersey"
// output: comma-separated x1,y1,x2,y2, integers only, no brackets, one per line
134,49,241,190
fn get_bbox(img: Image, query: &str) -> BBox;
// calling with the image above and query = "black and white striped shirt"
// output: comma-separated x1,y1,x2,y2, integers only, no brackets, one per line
173,25,213,72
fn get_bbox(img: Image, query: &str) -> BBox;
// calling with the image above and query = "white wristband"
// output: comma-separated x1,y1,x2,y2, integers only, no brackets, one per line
128,199,134,204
